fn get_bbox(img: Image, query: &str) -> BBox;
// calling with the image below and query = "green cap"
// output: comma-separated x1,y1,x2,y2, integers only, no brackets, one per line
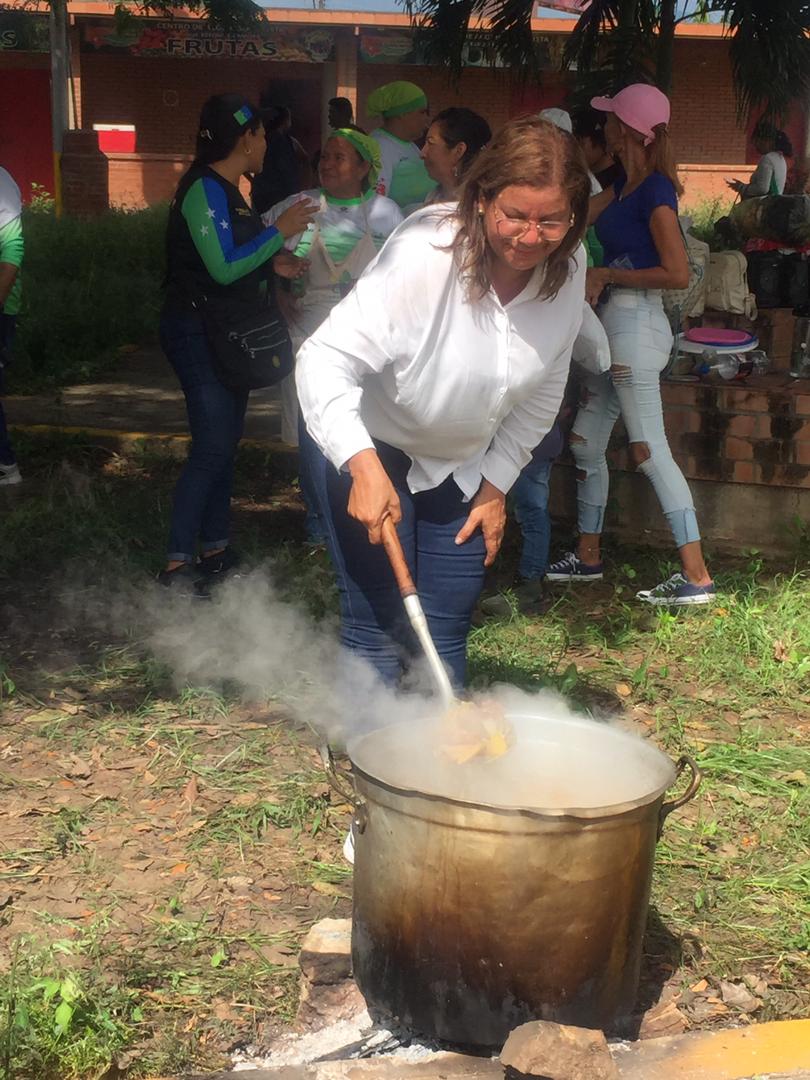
366,81,427,119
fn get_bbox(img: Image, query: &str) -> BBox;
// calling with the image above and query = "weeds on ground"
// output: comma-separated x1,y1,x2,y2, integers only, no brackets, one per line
13,205,167,391
2,433,809,1073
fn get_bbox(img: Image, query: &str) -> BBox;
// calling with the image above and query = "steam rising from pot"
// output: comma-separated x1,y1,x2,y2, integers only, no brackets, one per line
101,567,670,812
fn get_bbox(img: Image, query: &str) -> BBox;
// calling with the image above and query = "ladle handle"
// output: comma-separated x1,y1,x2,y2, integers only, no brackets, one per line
381,515,416,599
658,754,701,836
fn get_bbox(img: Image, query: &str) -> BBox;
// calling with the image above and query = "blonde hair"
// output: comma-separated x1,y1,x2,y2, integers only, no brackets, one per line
449,116,591,302
645,123,684,197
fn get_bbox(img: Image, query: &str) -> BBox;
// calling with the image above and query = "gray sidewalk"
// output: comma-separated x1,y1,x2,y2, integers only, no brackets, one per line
5,346,285,443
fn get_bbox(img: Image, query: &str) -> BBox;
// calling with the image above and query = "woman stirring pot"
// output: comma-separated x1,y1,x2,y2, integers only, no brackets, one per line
265,129,403,541
297,117,597,689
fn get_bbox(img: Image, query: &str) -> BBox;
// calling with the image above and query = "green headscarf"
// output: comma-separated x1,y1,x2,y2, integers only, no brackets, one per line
366,81,427,119
330,128,382,189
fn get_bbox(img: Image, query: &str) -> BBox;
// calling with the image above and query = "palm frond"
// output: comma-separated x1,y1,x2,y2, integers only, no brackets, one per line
703,0,810,121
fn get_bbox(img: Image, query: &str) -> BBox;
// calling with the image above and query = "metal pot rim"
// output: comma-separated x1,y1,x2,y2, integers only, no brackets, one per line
344,712,700,821
349,760,673,820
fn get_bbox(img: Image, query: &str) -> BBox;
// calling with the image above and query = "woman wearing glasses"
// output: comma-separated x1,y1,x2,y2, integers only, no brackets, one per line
296,116,594,689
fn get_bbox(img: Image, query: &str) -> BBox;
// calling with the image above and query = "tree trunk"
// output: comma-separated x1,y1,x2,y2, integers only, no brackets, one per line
657,0,676,93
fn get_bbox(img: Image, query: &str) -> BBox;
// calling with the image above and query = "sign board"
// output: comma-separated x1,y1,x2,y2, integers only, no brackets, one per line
359,30,562,69
536,1,590,12
80,19,335,62
0,8,50,52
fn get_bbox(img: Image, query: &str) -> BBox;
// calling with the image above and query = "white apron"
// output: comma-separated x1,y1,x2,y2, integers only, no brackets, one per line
281,195,379,445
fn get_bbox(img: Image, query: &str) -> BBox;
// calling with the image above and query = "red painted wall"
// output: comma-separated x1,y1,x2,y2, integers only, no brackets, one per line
0,61,53,199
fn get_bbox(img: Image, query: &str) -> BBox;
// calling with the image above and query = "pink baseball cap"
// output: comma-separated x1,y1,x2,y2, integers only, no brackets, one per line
590,84,671,146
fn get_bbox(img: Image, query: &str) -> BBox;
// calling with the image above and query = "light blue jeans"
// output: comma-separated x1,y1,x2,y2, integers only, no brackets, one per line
570,289,700,548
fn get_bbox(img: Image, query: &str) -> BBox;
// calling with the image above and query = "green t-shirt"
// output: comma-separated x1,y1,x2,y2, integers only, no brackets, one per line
0,167,23,316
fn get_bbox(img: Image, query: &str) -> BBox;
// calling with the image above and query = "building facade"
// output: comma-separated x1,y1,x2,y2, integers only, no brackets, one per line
0,2,808,210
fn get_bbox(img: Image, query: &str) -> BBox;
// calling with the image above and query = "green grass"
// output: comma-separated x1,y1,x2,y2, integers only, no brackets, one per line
12,205,167,392
681,194,736,250
1,431,808,1074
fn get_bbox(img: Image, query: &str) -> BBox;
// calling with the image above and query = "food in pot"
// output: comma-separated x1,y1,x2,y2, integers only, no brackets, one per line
437,699,514,764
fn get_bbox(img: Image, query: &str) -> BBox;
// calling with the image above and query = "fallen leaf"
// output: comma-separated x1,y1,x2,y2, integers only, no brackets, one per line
720,980,762,1013
639,999,688,1040
615,683,632,698
168,862,189,876
773,639,789,662
24,709,69,724
781,769,808,787
263,892,282,902
224,875,254,890
63,755,92,779
689,978,709,993
182,776,199,807
311,880,344,897
142,770,157,787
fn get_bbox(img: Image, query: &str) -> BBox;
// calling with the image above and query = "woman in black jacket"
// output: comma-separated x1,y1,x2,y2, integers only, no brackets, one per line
160,93,313,591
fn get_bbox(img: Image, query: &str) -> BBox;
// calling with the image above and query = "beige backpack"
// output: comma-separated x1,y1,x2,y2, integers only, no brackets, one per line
705,250,758,318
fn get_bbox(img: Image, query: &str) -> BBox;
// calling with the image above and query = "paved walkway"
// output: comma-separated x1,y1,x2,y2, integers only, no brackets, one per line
5,346,285,444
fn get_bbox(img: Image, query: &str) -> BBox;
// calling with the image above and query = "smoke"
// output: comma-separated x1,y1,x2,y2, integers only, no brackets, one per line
126,565,420,747
64,564,674,812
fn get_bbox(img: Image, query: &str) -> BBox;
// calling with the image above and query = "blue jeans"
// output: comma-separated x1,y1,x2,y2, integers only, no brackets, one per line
513,456,552,581
570,290,700,548
312,440,487,689
0,314,17,466
160,311,249,563
297,412,327,544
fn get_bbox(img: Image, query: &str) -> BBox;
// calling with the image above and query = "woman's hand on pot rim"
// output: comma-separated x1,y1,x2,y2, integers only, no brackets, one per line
347,448,401,545
455,479,506,567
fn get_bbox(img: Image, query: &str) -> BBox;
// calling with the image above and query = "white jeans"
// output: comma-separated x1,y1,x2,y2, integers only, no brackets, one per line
570,289,700,548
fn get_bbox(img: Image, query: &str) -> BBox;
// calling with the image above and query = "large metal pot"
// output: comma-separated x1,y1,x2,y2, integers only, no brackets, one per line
325,706,699,1047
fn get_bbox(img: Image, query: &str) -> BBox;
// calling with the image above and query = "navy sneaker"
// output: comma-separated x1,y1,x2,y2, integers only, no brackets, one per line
198,547,241,579
157,563,209,598
636,572,716,606
546,552,604,582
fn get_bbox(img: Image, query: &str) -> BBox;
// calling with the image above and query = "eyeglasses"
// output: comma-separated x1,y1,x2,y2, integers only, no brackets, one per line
492,206,575,243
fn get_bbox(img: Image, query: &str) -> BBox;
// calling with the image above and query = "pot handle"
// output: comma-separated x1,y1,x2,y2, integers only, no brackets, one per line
320,745,367,833
658,754,701,835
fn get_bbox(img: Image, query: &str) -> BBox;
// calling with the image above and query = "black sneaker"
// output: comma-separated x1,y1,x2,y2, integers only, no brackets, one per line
197,547,242,580
157,563,209,597
480,579,554,617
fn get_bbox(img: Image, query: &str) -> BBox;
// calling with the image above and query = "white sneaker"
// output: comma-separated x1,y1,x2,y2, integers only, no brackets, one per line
0,462,21,486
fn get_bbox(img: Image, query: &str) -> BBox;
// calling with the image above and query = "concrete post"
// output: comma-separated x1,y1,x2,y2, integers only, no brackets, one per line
49,0,70,215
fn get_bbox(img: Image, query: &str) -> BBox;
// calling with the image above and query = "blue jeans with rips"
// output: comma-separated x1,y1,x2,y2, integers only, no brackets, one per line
310,439,487,690
513,456,552,581
160,311,249,563
570,289,700,548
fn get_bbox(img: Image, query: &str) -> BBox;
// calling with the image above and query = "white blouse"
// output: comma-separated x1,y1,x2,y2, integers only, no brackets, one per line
296,205,594,499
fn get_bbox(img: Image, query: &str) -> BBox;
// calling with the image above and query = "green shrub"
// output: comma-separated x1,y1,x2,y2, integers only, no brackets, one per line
12,205,168,390
682,194,735,250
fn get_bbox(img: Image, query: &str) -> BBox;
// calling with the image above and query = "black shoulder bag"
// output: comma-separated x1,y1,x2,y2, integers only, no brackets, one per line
197,294,294,392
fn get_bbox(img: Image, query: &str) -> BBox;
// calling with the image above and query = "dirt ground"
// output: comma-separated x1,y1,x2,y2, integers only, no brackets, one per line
1,435,808,1077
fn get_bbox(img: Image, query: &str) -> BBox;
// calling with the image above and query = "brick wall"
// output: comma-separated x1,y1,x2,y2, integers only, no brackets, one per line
356,62,515,138
79,53,324,157
2,30,797,207
606,376,810,490
669,39,747,164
